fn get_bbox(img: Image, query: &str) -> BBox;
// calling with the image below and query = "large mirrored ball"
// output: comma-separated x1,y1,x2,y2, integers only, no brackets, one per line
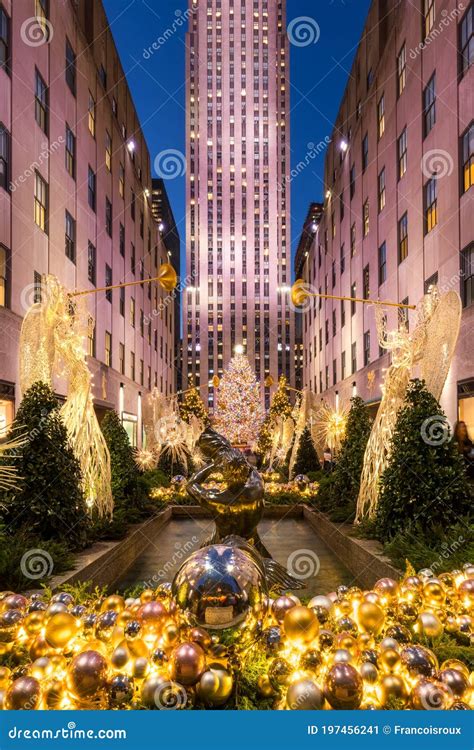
169,642,206,686
324,664,363,710
172,544,267,632
67,650,108,700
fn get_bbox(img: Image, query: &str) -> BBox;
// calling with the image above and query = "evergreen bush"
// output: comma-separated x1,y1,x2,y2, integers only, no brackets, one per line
292,426,319,476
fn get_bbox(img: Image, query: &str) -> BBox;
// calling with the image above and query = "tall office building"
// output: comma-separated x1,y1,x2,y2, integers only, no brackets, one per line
183,0,294,411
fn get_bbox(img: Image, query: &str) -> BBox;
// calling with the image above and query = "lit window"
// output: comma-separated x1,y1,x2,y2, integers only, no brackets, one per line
461,242,474,307
0,244,10,308
377,94,385,139
397,43,406,97
35,0,48,37
363,200,369,237
378,168,386,212
105,264,112,302
462,123,474,193
105,131,112,171
423,0,435,39
88,92,96,137
424,177,438,233
105,331,112,367
398,128,407,179
119,163,125,197
34,171,48,232
364,331,370,366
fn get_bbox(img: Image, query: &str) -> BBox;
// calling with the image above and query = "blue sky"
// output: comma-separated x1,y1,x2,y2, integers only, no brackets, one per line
103,0,371,272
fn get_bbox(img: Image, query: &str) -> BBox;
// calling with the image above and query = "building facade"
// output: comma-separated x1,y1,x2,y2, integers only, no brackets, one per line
152,177,181,392
183,0,294,411
297,0,473,429
0,0,175,444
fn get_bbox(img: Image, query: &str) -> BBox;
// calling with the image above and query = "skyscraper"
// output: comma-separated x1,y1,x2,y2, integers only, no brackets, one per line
184,0,294,411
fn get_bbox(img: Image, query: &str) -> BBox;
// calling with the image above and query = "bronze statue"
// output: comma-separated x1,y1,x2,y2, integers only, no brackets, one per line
186,427,304,592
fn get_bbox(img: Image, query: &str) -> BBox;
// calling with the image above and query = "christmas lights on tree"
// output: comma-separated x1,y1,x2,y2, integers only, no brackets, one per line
179,379,209,425
214,351,265,445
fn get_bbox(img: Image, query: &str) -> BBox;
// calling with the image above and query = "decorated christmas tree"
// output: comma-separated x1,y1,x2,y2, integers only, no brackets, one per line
179,380,209,425
376,379,472,541
255,375,293,460
214,352,265,445
292,425,319,476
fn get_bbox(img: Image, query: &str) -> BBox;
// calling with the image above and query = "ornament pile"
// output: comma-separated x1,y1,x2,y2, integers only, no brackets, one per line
0,563,473,710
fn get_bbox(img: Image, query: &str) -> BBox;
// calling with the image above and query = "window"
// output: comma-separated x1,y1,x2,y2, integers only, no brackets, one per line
35,69,48,134
462,123,473,192
130,190,135,220
65,39,76,94
119,343,125,375
88,242,96,284
119,164,125,198
130,351,135,381
35,0,49,37
397,43,406,97
377,94,385,139
362,132,369,172
88,167,96,211
130,297,135,327
398,128,407,179
424,271,438,293
34,171,48,232
99,64,107,89
363,264,370,300
120,223,125,256
119,286,125,316
424,177,438,233
341,299,345,327
461,242,474,307
0,6,10,72
378,242,387,285
340,243,345,274
378,168,386,212
350,164,355,199
88,93,96,137
364,331,370,366
351,342,357,374
33,271,42,304
341,351,346,380
423,0,435,39
0,244,10,308
399,298,409,330
351,283,356,315
65,124,75,178
105,331,112,367
423,74,436,137
65,211,75,262
351,223,356,256
0,123,10,190
363,199,369,237
105,264,112,302
87,317,95,357
398,212,408,263
460,4,473,75
105,131,112,171
105,197,112,237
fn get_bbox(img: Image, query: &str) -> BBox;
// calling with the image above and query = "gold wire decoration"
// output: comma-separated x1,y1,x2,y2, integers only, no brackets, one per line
268,415,295,469
355,288,461,522
19,275,113,517
315,402,349,456
288,389,314,479
0,434,27,491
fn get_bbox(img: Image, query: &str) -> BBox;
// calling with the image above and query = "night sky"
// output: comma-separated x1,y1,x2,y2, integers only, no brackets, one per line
103,0,371,272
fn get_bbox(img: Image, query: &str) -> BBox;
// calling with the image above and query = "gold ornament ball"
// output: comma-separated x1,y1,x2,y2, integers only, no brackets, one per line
23,611,45,635
283,606,319,645
189,627,212,651
197,663,233,706
416,611,443,639
439,668,471,700
141,674,168,709
45,612,81,649
357,601,385,634
286,678,324,710
101,595,125,613
111,644,130,670
169,642,206,686
29,634,55,660
137,601,167,632
162,622,180,648
458,578,474,608
257,674,275,698
67,650,108,699
0,666,11,686
377,674,408,707
441,659,470,679
324,663,363,710
131,657,149,680
423,579,446,605
360,662,378,684
373,578,399,601
379,648,401,673
140,589,155,603
6,677,41,710
268,658,293,689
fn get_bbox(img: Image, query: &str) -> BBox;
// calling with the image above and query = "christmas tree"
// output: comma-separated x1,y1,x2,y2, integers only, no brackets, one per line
292,425,319,476
255,376,293,460
330,396,371,517
1,382,88,546
179,380,209,425
101,411,147,519
376,379,472,541
214,352,265,445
